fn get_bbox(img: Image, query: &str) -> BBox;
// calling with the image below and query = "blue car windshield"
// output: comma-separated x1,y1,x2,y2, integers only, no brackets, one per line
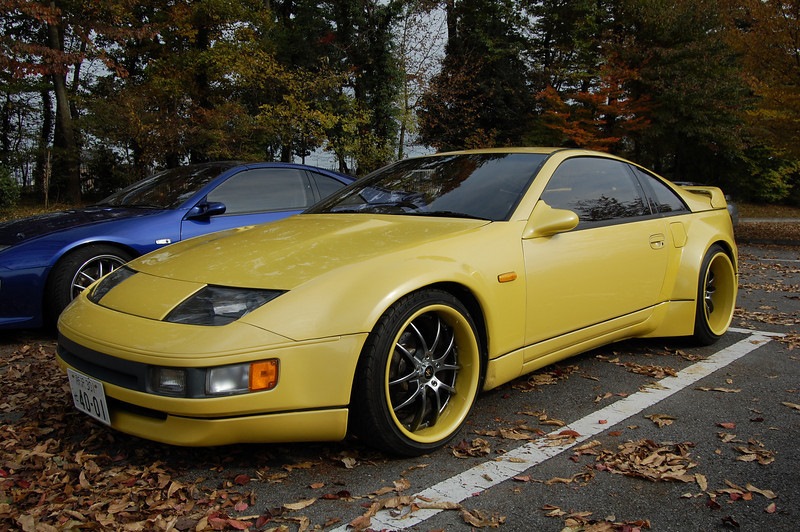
307,153,548,221
95,162,240,209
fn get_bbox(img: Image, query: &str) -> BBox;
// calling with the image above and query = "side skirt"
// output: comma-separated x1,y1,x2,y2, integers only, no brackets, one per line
483,301,692,391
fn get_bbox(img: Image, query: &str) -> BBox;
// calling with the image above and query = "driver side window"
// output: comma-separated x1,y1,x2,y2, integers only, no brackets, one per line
541,157,650,227
207,169,312,215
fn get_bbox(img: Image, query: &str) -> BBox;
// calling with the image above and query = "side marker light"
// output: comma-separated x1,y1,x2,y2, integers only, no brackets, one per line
497,272,518,283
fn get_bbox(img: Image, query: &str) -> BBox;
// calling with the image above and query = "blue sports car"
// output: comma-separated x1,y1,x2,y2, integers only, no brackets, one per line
0,161,353,330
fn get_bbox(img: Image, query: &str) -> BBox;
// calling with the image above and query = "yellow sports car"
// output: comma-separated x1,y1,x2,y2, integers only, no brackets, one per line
56,148,737,456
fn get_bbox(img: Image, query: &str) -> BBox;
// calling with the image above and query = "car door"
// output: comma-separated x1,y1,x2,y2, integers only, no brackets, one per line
180,167,317,240
522,156,671,354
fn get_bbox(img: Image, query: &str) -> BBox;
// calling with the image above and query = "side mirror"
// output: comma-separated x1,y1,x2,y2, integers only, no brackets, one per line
523,200,579,239
186,201,227,220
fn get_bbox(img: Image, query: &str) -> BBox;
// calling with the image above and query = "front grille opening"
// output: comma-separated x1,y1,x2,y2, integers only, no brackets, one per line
108,397,167,421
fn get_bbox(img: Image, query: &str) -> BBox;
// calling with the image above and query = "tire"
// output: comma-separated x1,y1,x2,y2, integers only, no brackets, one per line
46,245,134,326
351,289,482,456
692,244,736,345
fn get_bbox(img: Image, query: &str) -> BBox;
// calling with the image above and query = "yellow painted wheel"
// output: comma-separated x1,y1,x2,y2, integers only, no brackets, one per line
693,244,736,345
352,289,482,456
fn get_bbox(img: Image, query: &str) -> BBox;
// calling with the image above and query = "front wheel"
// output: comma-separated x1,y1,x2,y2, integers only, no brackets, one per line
351,289,482,456
692,244,737,345
46,245,134,326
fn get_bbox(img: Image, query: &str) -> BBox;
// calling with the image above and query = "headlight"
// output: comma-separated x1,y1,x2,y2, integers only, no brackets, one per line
88,266,136,303
165,286,284,326
147,360,279,397
207,360,279,396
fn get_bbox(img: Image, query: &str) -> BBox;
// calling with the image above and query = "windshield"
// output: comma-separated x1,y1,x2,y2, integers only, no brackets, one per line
95,162,240,209
307,153,548,221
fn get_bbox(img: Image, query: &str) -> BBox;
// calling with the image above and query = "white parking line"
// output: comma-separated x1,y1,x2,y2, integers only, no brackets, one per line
335,329,780,531
759,259,800,263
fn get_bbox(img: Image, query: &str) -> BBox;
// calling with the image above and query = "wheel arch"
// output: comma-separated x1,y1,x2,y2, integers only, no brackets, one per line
687,236,737,303
46,240,140,285
710,238,737,270
349,281,490,394
426,281,489,368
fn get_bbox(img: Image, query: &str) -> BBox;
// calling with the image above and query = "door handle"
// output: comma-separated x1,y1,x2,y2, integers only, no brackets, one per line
650,233,665,249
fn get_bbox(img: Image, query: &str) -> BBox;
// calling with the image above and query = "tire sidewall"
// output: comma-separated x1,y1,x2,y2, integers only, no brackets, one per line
693,244,735,345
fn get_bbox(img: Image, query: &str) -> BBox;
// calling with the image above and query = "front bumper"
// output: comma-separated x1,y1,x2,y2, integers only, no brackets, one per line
60,357,350,446
0,265,47,329
56,297,367,446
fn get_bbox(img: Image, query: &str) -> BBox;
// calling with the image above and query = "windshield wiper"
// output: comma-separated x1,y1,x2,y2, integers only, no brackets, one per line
413,210,490,221
330,203,417,214
87,202,163,209
124,203,164,209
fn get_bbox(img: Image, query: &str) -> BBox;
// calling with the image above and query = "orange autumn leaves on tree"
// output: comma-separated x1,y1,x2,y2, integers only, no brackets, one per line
537,62,652,153
722,0,800,159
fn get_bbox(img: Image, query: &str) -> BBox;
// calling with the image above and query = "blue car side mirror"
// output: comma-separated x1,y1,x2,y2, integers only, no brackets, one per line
187,201,227,220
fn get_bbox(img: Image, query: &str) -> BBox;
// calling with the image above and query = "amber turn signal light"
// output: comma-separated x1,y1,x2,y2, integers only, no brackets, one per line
250,359,279,391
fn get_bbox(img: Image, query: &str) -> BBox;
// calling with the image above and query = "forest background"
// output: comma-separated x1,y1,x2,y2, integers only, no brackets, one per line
1,0,799,209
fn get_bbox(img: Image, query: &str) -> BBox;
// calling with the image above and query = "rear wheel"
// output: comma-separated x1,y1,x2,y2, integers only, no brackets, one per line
46,245,134,325
692,244,736,345
352,289,482,456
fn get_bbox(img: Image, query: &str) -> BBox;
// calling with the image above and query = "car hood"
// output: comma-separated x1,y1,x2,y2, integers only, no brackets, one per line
0,207,160,246
132,214,491,290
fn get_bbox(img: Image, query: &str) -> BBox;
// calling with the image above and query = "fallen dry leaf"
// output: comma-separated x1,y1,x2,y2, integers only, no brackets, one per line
696,473,708,492
283,498,316,511
746,483,777,499
340,456,358,469
541,504,567,517
645,414,677,428
734,444,775,465
621,362,677,378
512,365,579,391
544,468,594,486
452,438,492,458
460,508,505,528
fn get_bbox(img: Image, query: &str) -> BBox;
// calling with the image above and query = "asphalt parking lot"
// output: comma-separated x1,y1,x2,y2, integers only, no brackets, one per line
1,243,797,531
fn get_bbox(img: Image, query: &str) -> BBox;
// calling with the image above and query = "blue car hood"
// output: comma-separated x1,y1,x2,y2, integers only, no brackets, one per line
0,207,160,246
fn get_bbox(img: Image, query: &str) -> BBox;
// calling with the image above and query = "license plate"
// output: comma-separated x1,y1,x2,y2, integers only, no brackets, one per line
67,369,111,425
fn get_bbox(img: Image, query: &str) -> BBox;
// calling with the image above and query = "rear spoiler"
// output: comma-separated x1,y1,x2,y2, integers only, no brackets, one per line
679,185,728,209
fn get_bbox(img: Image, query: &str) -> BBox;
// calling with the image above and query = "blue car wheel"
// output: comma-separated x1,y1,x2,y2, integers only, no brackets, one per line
45,244,134,325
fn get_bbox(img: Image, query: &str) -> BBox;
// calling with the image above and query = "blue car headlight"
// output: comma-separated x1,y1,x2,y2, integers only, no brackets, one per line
165,286,284,326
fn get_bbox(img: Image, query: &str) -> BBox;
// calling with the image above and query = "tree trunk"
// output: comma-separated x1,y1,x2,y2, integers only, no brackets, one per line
1,93,11,167
47,3,81,203
34,89,54,194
